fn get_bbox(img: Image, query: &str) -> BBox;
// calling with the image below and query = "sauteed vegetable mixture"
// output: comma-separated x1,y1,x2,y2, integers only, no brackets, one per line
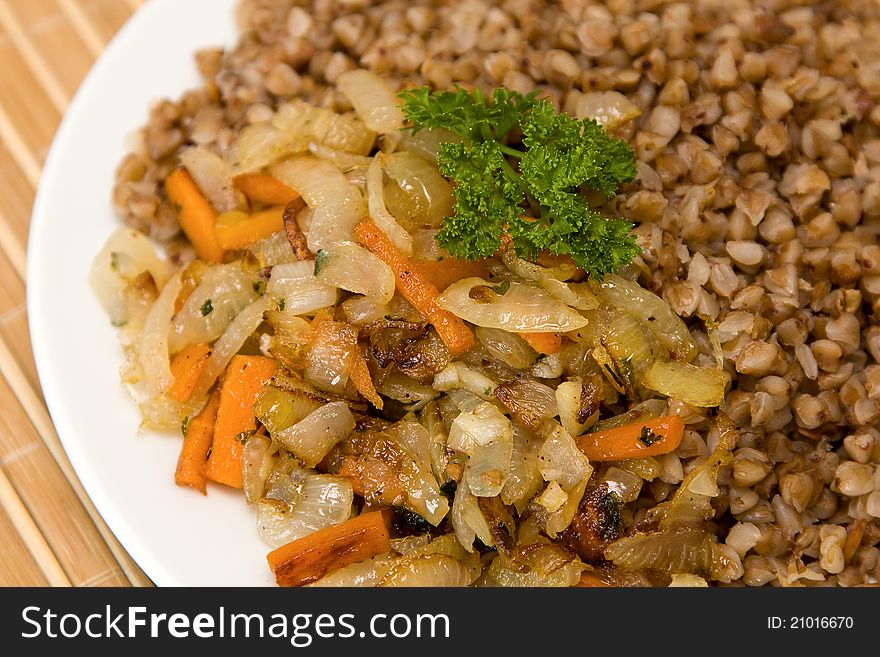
93,0,880,587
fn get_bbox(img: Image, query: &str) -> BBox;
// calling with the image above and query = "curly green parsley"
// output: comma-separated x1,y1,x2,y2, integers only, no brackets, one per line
398,86,640,277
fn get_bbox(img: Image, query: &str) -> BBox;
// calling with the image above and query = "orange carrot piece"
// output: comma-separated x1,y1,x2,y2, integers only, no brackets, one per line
576,416,685,461
350,345,383,409
412,257,492,292
353,219,474,357
521,332,562,355
203,355,278,489
233,173,304,207
174,388,221,494
165,167,225,263
168,343,212,402
215,206,285,251
267,511,391,587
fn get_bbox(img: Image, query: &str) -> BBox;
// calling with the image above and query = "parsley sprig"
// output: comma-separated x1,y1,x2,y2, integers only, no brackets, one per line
397,86,641,277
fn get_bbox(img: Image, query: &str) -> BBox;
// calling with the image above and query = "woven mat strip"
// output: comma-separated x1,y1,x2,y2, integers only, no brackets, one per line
0,0,150,586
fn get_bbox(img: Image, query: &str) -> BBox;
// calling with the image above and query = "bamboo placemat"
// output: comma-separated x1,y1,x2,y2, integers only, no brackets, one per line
0,0,151,587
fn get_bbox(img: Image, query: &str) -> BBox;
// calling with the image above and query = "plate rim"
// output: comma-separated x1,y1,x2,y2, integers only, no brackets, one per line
25,0,260,587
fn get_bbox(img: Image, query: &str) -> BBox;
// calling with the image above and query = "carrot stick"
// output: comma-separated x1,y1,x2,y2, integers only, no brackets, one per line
233,173,304,207
215,206,285,251
203,355,278,489
174,388,221,494
354,219,474,357
267,511,391,587
168,343,212,402
165,167,225,263
521,332,562,355
350,345,383,409
412,257,492,292
575,416,685,461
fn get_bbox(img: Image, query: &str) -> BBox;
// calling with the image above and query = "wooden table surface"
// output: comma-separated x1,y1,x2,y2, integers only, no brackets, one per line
0,0,152,587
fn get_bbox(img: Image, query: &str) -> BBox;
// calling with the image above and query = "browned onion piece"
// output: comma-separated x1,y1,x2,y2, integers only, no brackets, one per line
477,496,516,557
488,543,584,587
396,328,450,383
560,482,623,562
326,425,448,525
493,380,558,431
283,199,312,261
578,374,603,423
367,322,427,370
475,327,538,370
577,564,652,587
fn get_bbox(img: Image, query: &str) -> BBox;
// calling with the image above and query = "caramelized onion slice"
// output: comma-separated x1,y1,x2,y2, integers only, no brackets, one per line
591,274,697,362
438,277,588,333
337,69,404,135
642,359,729,408
605,528,739,582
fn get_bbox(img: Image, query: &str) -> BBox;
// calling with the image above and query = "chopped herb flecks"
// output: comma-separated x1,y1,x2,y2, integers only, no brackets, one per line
638,425,661,447
492,279,511,295
314,249,331,276
235,430,254,444
440,479,458,499
200,299,213,316
599,489,624,540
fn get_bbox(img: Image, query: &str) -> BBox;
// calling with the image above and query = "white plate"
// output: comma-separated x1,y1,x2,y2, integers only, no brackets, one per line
27,0,274,586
